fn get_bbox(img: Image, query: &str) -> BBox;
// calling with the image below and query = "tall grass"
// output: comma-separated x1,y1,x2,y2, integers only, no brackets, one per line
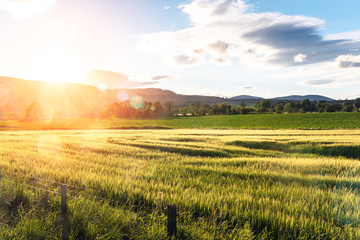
0,129,360,239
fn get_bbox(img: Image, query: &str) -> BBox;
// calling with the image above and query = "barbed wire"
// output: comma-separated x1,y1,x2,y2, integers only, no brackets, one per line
2,170,102,193
1,171,126,209
5,178,59,195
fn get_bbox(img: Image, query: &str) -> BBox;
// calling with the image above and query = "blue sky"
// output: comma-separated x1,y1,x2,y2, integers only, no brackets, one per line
247,0,360,34
1,0,360,99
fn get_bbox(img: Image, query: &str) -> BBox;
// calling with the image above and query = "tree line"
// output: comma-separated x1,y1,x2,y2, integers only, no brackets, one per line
255,99,360,113
21,98,360,121
172,98,360,116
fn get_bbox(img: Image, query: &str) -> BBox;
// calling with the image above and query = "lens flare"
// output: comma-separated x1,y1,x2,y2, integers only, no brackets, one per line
117,90,129,102
0,83,10,107
130,96,144,109
97,83,107,92
41,104,55,123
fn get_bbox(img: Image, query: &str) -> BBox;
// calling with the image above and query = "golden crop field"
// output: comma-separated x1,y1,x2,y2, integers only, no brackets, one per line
1,129,360,239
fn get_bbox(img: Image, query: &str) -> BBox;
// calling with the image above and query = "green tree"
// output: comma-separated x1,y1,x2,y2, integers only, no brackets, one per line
283,102,293,113
153,102,165,117
299,99,312,112
354,98,360,111
342,100,354,112
189,103,200,115
316,101,329,113
324,104,341,112
164,101,174,117
219,102,232,115
274,103,284,113
239,103,251,114
199,104,211,115
259,100,271,112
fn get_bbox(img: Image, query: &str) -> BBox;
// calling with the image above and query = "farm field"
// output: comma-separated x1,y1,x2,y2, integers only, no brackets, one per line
1,112,360,130
1,129,360,239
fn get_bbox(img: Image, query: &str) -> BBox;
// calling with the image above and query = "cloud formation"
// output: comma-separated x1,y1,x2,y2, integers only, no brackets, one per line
84,70,157,89
139,0,360,68
172,55,201,65
0,0,58,19
293,54,307,63
239,86,255,90
336,55,360,68
208,40,229,55
210,57,232,65
151,75,176,81
302,79,335,86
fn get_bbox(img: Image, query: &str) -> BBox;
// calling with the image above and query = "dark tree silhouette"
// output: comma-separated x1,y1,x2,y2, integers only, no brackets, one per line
24,102,44,121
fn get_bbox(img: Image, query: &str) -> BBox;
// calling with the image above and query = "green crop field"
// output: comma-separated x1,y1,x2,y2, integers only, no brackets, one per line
1,129,360,239
1,112,360,130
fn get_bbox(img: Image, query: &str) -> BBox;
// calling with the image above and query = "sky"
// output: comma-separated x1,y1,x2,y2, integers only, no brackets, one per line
1,0,360,100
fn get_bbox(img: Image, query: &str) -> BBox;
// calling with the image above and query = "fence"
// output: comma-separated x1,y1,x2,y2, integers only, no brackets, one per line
0,169,177,239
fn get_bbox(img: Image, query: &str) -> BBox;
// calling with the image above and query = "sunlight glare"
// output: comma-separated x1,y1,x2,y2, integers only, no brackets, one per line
130,96,144,109
97,83,107,92
0,83,10,107
117,90,129,101
37,134,62,157
27,46,85,83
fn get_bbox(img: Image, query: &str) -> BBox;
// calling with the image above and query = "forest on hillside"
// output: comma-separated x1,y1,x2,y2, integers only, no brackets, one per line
21,98,360,121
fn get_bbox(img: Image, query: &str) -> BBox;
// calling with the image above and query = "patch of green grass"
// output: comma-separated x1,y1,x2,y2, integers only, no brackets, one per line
1,112,360,130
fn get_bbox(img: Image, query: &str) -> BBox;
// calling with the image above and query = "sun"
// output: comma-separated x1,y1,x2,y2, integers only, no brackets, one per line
26,46,86,83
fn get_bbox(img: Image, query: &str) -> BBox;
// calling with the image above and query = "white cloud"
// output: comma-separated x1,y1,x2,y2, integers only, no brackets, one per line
0,0,58,19
210,57,232,65
139,0,360,68
179,0,248,25
297,67,360,88
294,54,307,63
336,54,360,68
164,5,170,10
208,40,230,55
172,54,202,65
239,86,255,90
151,75,176,81
301,79,335,86
325,30,360,41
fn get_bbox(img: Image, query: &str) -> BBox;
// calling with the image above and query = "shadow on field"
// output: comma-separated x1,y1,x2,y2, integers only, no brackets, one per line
183,166,360,190
226,141,360,159
159,137,207,142
109,140,231,158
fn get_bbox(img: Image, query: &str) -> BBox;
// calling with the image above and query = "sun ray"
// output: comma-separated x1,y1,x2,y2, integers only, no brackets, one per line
26,45,86,84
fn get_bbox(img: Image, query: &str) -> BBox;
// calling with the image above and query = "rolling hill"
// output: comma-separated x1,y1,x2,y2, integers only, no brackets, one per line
270,95,334,101
229,95,264,100
0,77,228,119
0,76,336,119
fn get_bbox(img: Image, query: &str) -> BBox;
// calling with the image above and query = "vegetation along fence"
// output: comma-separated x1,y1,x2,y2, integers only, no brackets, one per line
0,169,177,239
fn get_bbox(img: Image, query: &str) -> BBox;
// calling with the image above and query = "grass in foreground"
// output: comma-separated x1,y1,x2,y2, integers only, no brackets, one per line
0,129,360,239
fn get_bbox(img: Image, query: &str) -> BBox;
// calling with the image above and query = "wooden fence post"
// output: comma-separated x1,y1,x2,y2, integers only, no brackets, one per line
167,204,177,239
61,185,67,215
60,184,69,240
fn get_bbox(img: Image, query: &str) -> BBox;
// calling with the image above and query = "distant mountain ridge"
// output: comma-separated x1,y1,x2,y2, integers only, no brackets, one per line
270,95,334,101
229,94,334,102
0,76,336,119
229,95,264,100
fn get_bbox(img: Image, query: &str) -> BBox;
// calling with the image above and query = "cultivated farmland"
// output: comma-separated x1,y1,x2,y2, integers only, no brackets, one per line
1,129,360,239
